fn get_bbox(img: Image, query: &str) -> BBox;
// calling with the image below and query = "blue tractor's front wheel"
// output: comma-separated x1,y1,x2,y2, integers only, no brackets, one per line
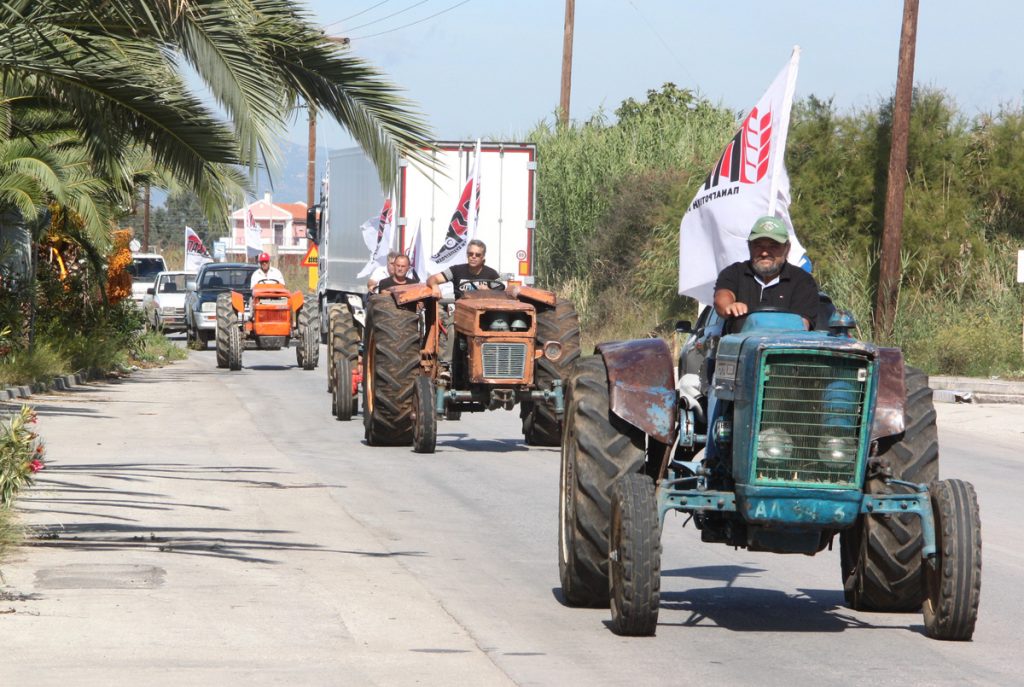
609,473,661,636
923,479,982,640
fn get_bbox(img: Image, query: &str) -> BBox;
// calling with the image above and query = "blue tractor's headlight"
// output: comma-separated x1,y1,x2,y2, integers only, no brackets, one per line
817,436,857,471
757,427,794,468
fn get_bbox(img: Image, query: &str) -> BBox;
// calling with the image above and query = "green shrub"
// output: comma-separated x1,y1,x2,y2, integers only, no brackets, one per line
36,299,145,374
0,341,69,386
133,331,188,365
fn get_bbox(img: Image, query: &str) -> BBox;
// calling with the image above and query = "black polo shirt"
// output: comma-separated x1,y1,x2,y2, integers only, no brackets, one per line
715,260,819,327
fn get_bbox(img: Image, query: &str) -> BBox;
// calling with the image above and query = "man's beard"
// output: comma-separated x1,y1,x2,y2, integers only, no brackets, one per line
752,258,782,279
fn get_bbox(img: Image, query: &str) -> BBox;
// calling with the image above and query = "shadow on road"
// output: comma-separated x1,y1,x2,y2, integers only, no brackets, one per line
657,584,865,633
434,433,531,453
18,462,420,565
554,563,915,635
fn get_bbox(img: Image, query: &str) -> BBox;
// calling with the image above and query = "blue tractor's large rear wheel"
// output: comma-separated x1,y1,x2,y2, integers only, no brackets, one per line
559,355,646,607
841,366,939,611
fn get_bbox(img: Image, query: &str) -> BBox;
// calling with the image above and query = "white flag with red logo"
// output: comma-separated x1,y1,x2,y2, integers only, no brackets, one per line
406,219,427,283
244,206,262,259
356,198,394,278
428,139,481,273
184,226,212,272
677,46,808,303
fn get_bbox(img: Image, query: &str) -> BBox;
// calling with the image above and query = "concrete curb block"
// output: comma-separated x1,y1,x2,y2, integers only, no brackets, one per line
2,370,103,405
931,375,1024,405
970,392,1024,405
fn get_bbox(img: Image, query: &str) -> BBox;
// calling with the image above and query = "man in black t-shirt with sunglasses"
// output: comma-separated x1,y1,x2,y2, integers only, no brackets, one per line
426,239,500,298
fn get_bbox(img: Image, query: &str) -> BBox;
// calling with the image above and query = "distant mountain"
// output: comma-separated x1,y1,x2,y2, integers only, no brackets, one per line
252,139,329,205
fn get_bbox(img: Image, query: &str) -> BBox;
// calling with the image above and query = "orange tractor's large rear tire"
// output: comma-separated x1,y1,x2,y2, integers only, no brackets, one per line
214,293,233,369
362,295,419,446
334,356,354,421
523,298,581,446
295,296,319,371
328,303,360,409
227,317,242,371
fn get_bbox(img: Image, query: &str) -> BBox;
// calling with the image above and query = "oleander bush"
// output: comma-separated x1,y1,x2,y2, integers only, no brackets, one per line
0,405,45,507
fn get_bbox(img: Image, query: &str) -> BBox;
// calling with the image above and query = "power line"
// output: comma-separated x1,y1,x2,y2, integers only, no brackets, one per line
346,0,431,32
626,0,695,85
351,0,472,40
323,1,392,31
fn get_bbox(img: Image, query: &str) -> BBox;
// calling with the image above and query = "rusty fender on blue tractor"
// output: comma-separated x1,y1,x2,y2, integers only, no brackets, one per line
595,338,677,445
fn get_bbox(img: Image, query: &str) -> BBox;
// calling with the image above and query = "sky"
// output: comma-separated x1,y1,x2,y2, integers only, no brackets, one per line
288,0,1024,150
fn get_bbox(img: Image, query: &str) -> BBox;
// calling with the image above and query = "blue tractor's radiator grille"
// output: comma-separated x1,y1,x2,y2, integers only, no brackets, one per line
481,342,528,379
753,352,869,486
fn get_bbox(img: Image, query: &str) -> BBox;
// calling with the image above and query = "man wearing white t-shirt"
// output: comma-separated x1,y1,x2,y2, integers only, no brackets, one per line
250,252,285,288
366,251,398,292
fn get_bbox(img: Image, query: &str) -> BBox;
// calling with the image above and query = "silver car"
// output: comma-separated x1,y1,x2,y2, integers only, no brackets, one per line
144,271,195,333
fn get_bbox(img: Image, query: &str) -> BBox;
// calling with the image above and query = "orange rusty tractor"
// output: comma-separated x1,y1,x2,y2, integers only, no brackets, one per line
215,282,319,371
362,279,580,453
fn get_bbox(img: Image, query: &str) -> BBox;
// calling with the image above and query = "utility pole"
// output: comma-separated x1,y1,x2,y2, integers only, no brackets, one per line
559,0,575,127
874,0,919,341
306,36,348,217
143,182,151,252
307,105,316,210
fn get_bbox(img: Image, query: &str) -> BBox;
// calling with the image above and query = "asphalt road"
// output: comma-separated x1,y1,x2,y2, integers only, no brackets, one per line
2,341,1022,686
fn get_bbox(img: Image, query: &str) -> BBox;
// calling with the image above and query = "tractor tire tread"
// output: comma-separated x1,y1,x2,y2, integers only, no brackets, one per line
609,473,661,636
842,366,939,611
523,298,581,446
923,479,982,641
559,355,646,607
363,295,419,446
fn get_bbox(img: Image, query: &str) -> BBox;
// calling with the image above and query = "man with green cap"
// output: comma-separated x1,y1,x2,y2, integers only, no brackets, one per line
713,215,819,328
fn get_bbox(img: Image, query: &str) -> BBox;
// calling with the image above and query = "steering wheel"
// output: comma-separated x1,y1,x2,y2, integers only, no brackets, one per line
461,279,506,292
256,278,282,284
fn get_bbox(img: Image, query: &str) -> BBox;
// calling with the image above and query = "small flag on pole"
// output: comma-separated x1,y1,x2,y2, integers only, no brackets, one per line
244,206,261,259
407,219,427,283
357,198,394,279
429,139,481,272
185,226,212,272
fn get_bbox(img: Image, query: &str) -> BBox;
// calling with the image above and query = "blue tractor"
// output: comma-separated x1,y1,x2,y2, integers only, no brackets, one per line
558,306,981,640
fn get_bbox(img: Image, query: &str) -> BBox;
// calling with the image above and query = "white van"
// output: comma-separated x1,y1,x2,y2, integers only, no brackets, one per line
128,253,168,306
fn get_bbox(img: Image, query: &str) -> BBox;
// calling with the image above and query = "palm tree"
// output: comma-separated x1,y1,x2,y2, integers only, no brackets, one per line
0,0,433,220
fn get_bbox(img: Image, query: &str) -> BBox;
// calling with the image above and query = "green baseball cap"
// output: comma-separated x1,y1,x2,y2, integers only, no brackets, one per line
748,216,790,244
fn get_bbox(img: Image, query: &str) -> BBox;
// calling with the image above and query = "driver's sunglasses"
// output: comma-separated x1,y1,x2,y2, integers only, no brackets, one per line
467,251,484,257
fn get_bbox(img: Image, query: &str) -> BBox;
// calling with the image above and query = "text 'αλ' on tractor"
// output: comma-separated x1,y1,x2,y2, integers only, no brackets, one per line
214,282,320,371
361,280,581,453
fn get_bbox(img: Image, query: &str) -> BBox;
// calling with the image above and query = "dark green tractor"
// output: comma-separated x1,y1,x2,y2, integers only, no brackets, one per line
559,307,981,640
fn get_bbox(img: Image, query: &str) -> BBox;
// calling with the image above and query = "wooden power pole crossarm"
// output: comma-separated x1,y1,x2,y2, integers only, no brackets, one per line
874,0,919,341
559,0,575,127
